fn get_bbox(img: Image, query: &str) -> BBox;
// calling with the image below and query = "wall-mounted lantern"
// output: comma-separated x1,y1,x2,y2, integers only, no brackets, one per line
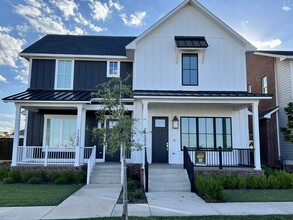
172,116,179,129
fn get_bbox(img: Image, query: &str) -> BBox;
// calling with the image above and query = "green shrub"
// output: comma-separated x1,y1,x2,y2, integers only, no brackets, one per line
128,179,139,191
274,170,292,189
195,174,224,202
221,175,238,189
235,176,247,189
8,170,22,183
0,167,10,181
74,171,86,184
28,177,42,184
128,189,144,202
49,172,61,182
263,166,274,177
21,171,34,183
2,177,14,184
268,175,281,189
34,170,46,182
54,177,69,185
60,170,74,183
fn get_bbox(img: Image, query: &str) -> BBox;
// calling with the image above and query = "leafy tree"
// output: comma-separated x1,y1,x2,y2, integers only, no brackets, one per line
92,76,142,220
281,102,293,144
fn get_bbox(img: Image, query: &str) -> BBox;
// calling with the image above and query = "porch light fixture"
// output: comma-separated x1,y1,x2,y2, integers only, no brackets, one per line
172,116,179,129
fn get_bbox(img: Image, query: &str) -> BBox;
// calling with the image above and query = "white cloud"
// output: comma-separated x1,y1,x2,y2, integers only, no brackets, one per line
15,58,29,84
282,5,291,11
109,0,123,11
120,11,146,27
0,74,8,83
16,24,30,36
74,13,105,33
89,0,111,21
0,120,15,132
0,114,14,118
253,39,282,49
241,20,248,29
49,0,78,19
0,26,26,68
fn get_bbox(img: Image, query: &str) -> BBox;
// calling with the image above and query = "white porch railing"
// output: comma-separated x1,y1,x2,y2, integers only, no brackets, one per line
86,146,96,184
16,146,95,166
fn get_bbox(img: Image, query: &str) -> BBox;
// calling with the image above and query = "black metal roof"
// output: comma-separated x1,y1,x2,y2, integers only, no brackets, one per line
133,90,272,98
21,35,137,56
175,36,208,48
256,51,293,56
2,90,93,102
260,106,279,118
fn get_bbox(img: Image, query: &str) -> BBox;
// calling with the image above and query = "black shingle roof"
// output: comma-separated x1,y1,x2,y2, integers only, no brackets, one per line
133,90,272,98
256,51,293,56
21,35,137,56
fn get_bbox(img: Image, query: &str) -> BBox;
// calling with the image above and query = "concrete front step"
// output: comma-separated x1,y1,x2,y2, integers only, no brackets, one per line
90,163,121,184
148,164,190,192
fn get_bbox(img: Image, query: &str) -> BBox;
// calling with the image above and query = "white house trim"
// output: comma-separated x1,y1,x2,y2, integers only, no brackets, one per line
20,53,128,60
11,104,21,166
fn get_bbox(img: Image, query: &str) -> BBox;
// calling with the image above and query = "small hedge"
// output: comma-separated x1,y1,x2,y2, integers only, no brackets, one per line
195,169,293,202
0,167,86,185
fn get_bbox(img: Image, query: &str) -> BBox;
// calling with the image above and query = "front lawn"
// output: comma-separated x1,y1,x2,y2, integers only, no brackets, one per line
224,189,293,202
0,184,82,206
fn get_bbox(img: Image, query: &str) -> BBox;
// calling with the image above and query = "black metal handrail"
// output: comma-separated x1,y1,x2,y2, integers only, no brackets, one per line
183,146,195,192
184,147,255,169
144,147,149,192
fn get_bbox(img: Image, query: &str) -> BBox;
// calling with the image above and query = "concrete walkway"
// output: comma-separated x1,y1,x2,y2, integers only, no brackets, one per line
1,184,293,219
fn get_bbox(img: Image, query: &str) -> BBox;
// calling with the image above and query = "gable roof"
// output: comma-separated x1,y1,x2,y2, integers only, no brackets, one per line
126,0,255,51
20,35,137,58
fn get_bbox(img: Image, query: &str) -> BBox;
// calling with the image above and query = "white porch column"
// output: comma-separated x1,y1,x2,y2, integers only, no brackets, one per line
142,101,148,167
11,104,21,166
252,102,261,170
74,106,82,166
79,108,86,164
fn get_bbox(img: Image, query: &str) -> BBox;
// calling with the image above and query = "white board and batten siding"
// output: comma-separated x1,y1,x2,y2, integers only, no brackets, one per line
133,5,247,92
276,59,293,164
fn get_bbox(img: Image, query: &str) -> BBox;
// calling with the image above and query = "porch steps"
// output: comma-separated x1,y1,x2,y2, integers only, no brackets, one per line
148,164,190,192
90,163,121,184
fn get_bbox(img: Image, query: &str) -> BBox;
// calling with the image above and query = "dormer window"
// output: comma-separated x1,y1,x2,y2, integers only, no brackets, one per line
55,60,74,89
107,61,120,78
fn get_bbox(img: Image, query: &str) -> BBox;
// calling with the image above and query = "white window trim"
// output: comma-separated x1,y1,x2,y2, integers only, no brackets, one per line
54,59,75,90
43,115,77,148
261,76,268,94
180,51,201,86
107,60,120,78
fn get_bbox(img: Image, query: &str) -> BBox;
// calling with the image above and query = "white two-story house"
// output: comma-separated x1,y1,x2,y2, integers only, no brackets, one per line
3,0,270,171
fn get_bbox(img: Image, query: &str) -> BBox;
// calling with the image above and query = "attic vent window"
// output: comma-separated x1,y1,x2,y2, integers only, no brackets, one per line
175,36,208,49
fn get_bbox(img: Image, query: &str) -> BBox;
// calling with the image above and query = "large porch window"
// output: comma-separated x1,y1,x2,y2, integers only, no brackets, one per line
181,117,232,150
44,116,77,147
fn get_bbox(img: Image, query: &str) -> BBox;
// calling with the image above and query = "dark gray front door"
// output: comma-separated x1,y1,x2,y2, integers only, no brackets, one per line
152,117,169,163
105,119,120,162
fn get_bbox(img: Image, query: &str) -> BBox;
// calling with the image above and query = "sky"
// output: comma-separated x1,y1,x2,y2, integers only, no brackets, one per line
0,0,293,133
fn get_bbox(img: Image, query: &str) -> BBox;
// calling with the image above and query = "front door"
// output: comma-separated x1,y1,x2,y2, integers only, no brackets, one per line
105,119,120,162
152,117,169,163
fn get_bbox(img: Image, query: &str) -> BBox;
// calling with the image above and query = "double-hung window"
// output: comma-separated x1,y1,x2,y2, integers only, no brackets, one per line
182,54,198,86
55,60,74,89
44,116,77,147
180,117,232,150
107,61,120,77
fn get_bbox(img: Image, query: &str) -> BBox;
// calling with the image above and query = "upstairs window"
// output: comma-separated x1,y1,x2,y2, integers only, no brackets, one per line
261,76,268,94
107,61,120,77
55,60,74,89
182,54,198,86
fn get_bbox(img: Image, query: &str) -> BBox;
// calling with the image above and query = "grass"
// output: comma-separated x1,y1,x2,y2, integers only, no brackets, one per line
80,216,293,220
0,184,82,207
224,189,293,202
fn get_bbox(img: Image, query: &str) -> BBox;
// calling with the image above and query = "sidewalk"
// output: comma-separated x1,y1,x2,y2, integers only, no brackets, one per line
0,184,293,219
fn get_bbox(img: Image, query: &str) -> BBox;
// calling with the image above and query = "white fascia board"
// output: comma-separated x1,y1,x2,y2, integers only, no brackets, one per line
254,52,293,60
3,100,90,105
19,53,128,60
126,0,255,51
261,107,279,119
90,98,134,102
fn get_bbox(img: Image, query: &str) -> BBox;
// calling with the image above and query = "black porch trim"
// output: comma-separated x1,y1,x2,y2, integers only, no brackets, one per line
2,89,93,102
133,90,272,98
175,36,208,48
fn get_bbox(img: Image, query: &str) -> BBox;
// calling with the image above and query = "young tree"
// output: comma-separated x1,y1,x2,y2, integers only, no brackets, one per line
92,76,141,220
281,102,293,144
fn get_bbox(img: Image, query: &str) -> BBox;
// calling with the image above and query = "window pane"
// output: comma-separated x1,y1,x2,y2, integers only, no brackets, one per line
226,135,232,148
190,55,197,69
182,56,189,69
181,118,188,133
190,70,197,85
216,118,223,133
199,134,206,148
207,135,214,148
225,118,231,134
189,134,197,147
109,61,118,75
189,118,196,133
57,60,72,89
182,70,190,84
216,134,223,148
198,118,206,133
182,134,189,148
206,118,213,133
155,119,165,127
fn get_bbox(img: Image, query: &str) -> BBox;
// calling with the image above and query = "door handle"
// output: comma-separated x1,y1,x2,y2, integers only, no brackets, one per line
166,142,169,151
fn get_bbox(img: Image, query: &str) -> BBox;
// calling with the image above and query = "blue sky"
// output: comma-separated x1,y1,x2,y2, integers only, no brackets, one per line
0,0,293,133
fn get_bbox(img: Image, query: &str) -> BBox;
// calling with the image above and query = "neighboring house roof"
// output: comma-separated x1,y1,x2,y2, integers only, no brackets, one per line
253,50,293,61
260,106,279,119
20,35,137,58
2,90,93,103
126,0,256,51
134,90,272,99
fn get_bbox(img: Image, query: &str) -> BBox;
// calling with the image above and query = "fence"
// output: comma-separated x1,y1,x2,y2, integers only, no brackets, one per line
0,138,23,160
